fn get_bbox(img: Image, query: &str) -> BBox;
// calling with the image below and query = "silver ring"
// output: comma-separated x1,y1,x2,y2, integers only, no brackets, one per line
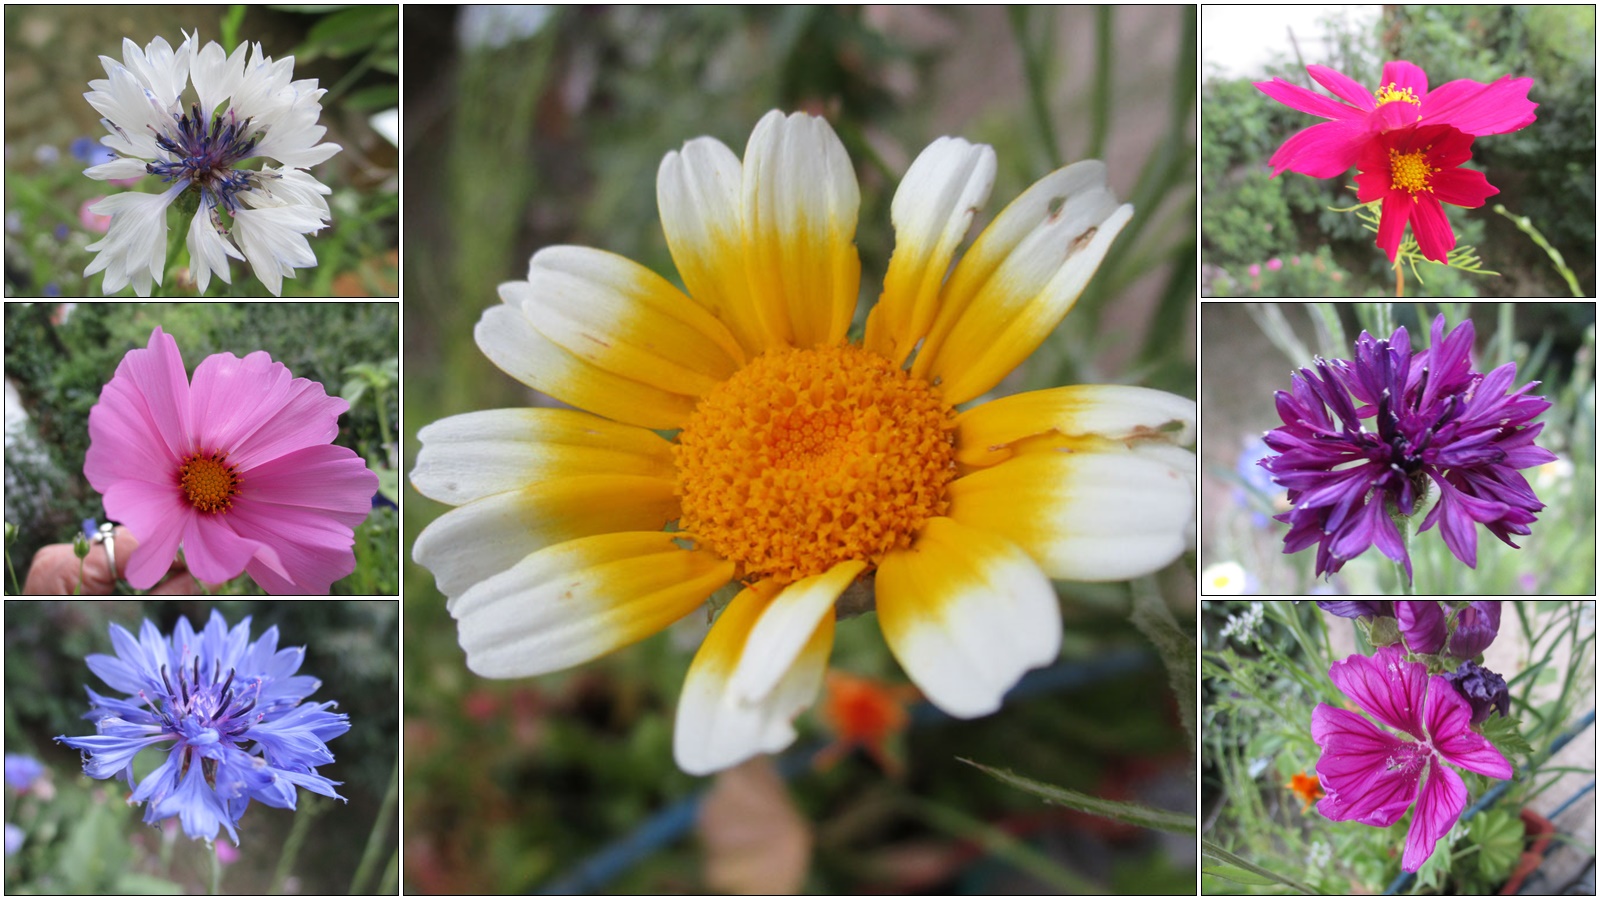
94,523,117,582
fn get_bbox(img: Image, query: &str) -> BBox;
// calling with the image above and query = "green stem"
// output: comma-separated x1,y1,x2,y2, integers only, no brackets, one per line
348,760,398,894
1008,7,1063,169
210,842,223,894
270,796,325,894
1088,6,1113,160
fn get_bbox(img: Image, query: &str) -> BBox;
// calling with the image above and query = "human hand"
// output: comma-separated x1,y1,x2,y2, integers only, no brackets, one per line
21,526,203,595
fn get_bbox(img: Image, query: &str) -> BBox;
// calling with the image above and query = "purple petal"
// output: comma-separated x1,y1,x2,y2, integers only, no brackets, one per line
1426,673,1514,778
1311,703,1420,827
1396,601,1447,654
1328,647,1429,738
1402,759,1467,872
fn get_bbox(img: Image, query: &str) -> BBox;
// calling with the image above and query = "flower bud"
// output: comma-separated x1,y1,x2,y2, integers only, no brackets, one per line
1443,660,1510,725
1396,600,1446,654
1449,601,1502,659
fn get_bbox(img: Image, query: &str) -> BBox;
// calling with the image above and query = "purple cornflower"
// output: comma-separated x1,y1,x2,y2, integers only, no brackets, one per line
1312,646,1512,872
1261,315,1555,580
56,610,349,845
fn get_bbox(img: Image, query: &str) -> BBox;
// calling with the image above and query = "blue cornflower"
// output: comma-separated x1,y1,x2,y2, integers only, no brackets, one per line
4,754,45,792
56,610,349,845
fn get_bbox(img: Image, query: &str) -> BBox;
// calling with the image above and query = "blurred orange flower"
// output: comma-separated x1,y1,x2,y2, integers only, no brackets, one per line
1286,771,1324,812
814,670,918,776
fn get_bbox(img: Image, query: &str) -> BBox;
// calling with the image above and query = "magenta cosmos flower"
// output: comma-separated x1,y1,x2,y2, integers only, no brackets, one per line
1353,123,1498,262
1261,315,1554,580
1313,646,1513,872
84,327,378,593
1254,60,1537,178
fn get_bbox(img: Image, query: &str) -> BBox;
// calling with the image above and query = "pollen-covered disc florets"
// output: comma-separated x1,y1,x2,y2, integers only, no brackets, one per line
675,344,955,584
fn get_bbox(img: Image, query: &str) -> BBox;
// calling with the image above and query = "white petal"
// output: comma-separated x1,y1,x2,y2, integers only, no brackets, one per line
229,205,325,295
876,517,1061,718
83,187,179,296
674,583,833,775
186,196,244,294
726,560,865,703
955,384,1196,468
84,158,151,180
449,532,733,679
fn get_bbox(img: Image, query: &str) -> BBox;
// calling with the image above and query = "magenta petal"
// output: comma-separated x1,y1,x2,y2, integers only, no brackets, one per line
1369,100,1423,133
1430,166,1498,209
1421,76,1538,136
1307,64,1376,110
1426,677,1514,778
1311,703,1421,828
1396,601,1447,654
1381,60,1430,97
1268,119,1370,177
1375,193,1414,262
1254,77,1366,121
1329,647,1428,738
1408,194,1456,263
1402,760,1467,873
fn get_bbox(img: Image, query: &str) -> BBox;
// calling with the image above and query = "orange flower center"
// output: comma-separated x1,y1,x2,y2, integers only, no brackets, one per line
1374,82,1421,107
179,450,241,513
674,344,955,585
1388,148,1437,195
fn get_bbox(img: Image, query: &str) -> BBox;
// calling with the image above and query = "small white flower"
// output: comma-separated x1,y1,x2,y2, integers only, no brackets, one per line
1203,560,1249,595
1219,600,1264,643
82,32,340,296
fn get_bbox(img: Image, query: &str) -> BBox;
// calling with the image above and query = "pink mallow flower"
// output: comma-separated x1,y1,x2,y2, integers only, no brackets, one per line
1254,60,1536,178
1312,646,1513,872
84,327,378,593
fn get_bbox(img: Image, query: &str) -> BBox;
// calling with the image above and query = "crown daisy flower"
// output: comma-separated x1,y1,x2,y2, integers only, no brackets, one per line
1260,315,1555,581
56,610,350,845
82,32,340,296
411,110,1196,775
84,327,378,594
1254,60,1537,179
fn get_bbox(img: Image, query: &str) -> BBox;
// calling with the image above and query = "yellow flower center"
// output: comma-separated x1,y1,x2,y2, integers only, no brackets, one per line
675,344,955,585
1374,83,1420,107
179,450,241,513
1388,148,1437,195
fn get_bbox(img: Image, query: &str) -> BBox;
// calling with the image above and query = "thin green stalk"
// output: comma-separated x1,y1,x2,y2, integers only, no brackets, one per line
210,842,223,894
348,761,398,894
1008,7,1063,169
1088,6,1113,160
909,796,1103,893
270,796,325,895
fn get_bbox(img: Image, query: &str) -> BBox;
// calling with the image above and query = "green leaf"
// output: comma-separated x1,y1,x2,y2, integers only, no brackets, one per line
1479,714,1534,769
959,758,1194,835
1128,590,1197,755
1200,839,1315,894
298,6,399,60
1203,862,1279,886
341,377,369,408
345,83,400,112
1470,808,1525,883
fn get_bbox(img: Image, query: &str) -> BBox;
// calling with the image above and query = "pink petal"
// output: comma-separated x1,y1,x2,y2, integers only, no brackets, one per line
1402,759,1466,872
100,479,190,589
1430,166,1498,209
1425,675,1514,779
1311,703,1421,827
238,444,377,530
1408,194,1455,263
1329,646,1428,738
225,501,360,594
190,350,349,471
180,516,283,585
1380,61,1430,98
1254,77,1366,121
1268,119,1371,177
1307,64,1376,110
1375,192,1414,262
87,328,193,477
1421,76,1538,136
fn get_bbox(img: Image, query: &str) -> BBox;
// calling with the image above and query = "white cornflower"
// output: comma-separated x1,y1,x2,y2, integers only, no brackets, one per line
82,32,340,296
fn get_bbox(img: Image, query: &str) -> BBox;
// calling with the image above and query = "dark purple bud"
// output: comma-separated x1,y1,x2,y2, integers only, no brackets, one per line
1443,660,1510,725
1314,601,1395,619
1449,601,1503,659
1396,601,1447,654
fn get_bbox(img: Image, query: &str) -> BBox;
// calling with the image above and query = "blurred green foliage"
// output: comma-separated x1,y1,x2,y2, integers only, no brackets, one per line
1202,5,1595,297
2,5,398,297
404,5,1197,893
3,302,398,595
4,599,398,894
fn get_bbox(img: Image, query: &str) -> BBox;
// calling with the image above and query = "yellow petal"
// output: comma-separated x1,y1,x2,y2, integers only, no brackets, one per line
947,444,1193,581
414,474,682,601
411,407,675,507
658,136,779,356
954,384,1196,468
728,560,866,703
740,110,862,349
876,517,1060,718
474,301,698,430
504,245,746,395
863,137,996,366
450,531,734,679
674,581,834,775
912,161,1132,404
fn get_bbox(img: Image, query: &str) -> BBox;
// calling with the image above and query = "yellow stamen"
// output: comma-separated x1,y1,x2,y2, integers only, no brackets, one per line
1388,147,1438,195
1374,83,1421,107
179,450,241,513
675,344,955,585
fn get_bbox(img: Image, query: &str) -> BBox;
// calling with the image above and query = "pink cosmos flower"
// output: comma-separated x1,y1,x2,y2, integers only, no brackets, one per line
1254,60,1537,178
1266,257,1283,271
84,327,378,593
1312,646,1513,872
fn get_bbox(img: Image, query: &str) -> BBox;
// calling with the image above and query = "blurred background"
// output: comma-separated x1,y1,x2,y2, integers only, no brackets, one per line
1202,5,1595,297
1202,302,1595,596
3,302,399,595
3,599,398,894
403,5,1197,894
3,4,398,297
